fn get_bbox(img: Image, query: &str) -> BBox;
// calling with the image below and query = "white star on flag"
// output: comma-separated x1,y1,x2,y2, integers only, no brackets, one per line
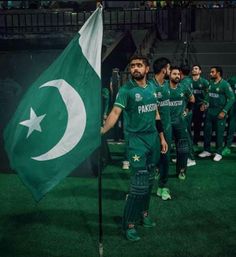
19,107,46,138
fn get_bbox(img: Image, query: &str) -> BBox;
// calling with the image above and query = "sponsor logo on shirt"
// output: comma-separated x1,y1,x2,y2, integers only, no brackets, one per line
169,100,183,106
209,92,219,98
138,103,157,113
159,100,170,107
193,89,202,94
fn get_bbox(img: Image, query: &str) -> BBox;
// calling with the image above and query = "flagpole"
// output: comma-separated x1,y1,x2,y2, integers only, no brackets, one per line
98,142,103,257
96,3,104,256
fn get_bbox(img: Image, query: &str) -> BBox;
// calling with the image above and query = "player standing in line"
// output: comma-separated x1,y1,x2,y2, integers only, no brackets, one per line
180,64,196,167
199,66,235,161
190,65,209,150
222,75,236,155
101,55,168,241
150,57,172,200
169,66,195,180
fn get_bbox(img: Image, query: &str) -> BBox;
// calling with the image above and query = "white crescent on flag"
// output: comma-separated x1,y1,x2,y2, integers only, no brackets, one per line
32,79,86,161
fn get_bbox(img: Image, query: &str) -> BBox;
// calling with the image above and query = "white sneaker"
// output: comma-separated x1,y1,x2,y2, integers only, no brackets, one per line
198,151,211,158
213,153,222,162
122,161,130,170
187,159,196,167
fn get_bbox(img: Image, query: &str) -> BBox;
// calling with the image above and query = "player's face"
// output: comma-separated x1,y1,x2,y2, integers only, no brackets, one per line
210,68,218,79
192,66,201,76
170,69,180,83
130,59,149,81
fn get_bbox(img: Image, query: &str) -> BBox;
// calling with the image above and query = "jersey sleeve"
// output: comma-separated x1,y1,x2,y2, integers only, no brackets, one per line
222,81,235,113
184,84,193,99
114,87,128,109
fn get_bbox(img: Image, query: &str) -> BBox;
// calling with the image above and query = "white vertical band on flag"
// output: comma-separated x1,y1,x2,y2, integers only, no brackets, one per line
79,7,103,79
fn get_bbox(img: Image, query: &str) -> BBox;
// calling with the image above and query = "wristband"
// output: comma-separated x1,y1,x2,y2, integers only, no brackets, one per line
156,120,164,133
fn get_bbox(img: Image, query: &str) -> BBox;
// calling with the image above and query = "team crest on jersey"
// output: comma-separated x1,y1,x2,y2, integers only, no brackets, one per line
157,92,162,98
199,84,202,88
135,93,143,102
180,93,184,97
153,92,158,98
216,87,220,92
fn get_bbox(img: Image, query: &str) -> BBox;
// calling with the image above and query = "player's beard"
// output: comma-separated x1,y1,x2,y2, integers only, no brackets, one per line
210,75,216,81
131,71,145,81
170,77,180,84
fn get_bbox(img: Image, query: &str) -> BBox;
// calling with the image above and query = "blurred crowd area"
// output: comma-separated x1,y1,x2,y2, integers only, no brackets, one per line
1,1,236,11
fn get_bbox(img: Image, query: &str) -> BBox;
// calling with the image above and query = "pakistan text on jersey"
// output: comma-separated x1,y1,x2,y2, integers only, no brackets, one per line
193,89,202,94
209,92,219,98
169,100,183,106
159,100,170,107
138,103,157,114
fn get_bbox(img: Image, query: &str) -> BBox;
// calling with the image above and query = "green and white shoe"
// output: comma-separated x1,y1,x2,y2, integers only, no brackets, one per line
125,228,141,242
178,172,186,180
222,147,231,156
157,187,162,197
161,188,171,200
142,216,156,228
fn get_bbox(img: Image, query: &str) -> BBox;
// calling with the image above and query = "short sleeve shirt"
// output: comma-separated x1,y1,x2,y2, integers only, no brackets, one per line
149,78,171,127
169,82,192,123
114,79,158,133
191,77,209,105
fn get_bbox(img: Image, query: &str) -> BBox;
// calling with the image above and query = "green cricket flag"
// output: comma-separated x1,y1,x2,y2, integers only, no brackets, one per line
4,7,103,201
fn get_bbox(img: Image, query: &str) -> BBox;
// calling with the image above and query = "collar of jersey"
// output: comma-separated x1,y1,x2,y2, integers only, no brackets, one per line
213,78,223,85
130,79,148,88
153,77,167,87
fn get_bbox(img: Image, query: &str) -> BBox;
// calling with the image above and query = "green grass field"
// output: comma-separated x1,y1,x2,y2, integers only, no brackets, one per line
0,145,235,257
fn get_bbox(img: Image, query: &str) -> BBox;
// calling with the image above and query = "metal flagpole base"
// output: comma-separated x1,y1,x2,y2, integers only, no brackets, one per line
99,242,104,257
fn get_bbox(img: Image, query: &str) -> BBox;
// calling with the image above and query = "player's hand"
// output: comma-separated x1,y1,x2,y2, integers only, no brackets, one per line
103,115,107,125
160,138,168,154
218,111,226,119
101,127,105,135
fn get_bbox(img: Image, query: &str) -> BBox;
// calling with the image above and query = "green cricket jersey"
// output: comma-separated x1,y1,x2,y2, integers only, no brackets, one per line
114,79,158,134
228,76,236,97
169,82,193,123
206,79,235,113
181,76,193,109
228,76,236,111
181,76,193,91
191,77,209,105
149,78,171,128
